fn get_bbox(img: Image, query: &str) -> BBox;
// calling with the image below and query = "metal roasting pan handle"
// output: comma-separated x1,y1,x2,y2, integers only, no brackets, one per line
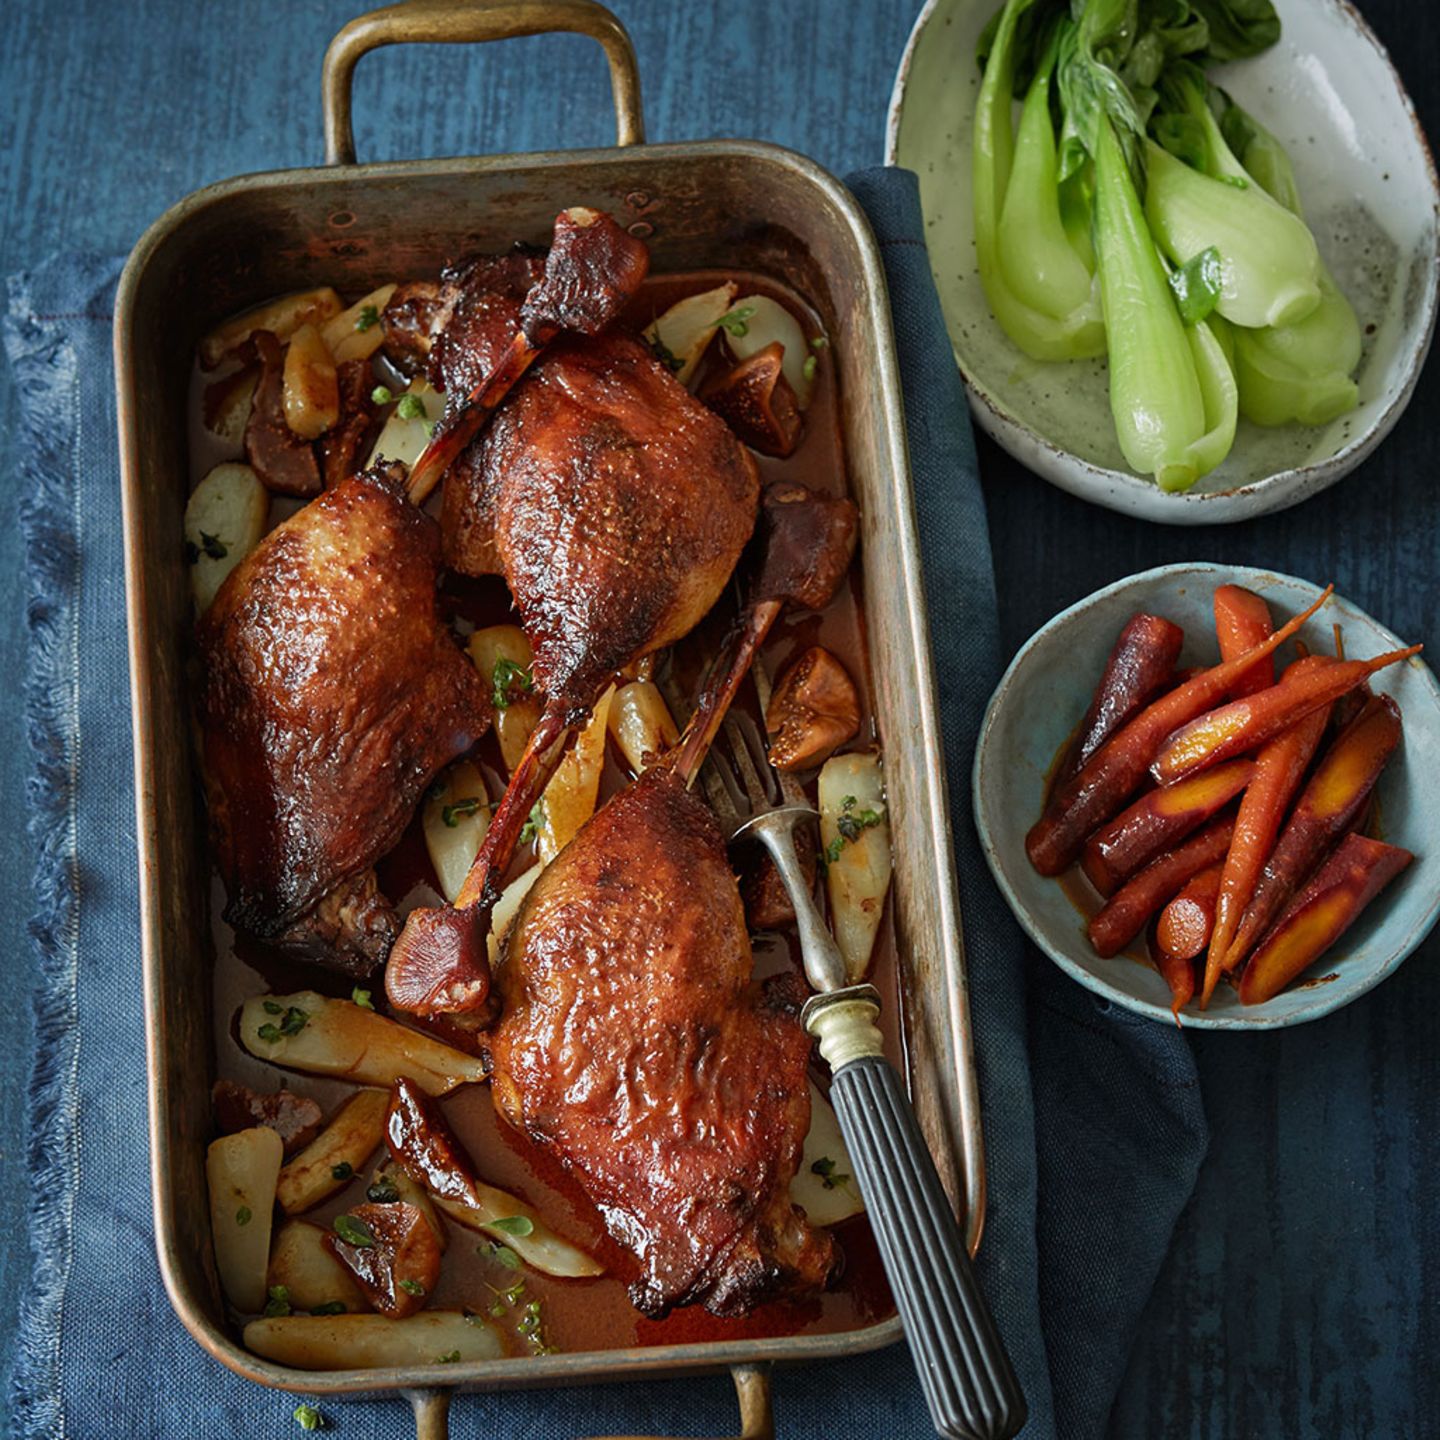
321,0,645,167
317,10,764,1439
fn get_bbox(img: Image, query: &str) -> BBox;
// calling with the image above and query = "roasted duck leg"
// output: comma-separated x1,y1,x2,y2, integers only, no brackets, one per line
197,463,491,973
386,337,763,1016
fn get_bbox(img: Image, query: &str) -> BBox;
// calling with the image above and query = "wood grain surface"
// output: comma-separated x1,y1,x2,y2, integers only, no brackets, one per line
1,1,1436,1433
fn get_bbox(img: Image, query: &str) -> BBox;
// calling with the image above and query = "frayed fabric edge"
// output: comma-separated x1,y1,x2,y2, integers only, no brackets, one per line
5,269,86,1440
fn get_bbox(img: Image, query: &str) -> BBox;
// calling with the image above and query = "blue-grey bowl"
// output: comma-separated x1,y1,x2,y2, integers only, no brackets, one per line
973,563,1440,1029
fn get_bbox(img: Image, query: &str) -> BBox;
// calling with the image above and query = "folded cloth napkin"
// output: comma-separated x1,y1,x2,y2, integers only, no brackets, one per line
5,168,1205,1439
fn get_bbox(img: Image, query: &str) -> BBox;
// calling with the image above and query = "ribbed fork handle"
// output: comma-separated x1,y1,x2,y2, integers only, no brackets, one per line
830,1055,1026,1440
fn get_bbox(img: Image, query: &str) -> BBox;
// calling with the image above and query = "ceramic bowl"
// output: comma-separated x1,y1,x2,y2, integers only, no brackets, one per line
886,0,1440,525
973,564,1440,1028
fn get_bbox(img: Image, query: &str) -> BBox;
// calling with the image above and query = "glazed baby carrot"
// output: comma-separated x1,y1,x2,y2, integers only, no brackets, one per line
1088,814,1236,959
1200,657,1334,1007
1329,625,1370,733
1237,834,1413,1005
1081,758,1254,896
1026,586,1331,877
1157,863,1223,968
1150,642,1421,786
1155,935,1197,1019
1214,584,1274,699
1224,694,1403,971
1053,613,1185,790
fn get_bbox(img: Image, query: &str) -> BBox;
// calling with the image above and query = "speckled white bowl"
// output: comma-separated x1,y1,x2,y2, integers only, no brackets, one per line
887,0,1440,525
973,564,1440,1028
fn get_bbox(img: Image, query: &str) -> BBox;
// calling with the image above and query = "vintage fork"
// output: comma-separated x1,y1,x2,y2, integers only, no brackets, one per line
684,675,1026,1440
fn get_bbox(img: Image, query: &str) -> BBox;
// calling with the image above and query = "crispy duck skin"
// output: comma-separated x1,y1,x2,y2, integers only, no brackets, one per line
489,764,838,1317
197,463,491,973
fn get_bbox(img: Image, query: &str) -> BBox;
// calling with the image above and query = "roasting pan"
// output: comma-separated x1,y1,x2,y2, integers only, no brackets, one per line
115,2,987,1435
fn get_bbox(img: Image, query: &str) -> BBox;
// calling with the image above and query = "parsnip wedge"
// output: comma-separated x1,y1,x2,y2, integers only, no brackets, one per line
367,379,444,470
268,1221,368,1313
486,866,542,964
282,323,340,440
536,685,614,865
607,680,678,775
321,283,398,364
276,1089,389,1215
467,625,540,772
719,294,815,408
204,367,259,454
207,1126,283,1313
818,752,893,983
433,1192,602,1279
791,1082,864,1226
239,992,485,1094
200,287,343,369
422,760,491,903
243,1311,504,1370
184,462,268,614
642,282,736,385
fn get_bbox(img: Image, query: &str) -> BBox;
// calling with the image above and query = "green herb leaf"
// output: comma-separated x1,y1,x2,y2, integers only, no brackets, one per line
491,656,535,711
331,1161,353,1182
436,1350,461,1364
333,1214,376,1248
810,335,829,351
717,305,756,337
371,384,394,406
256,1023,281,1043
484,1241,523,1271
489,1215,535,1238
351,987,374,1010
262,1000,284,1015
396,392,427,421
823,837,844,867
646,334,683,373
235,1205,252,1227
841,795,857,811
308,1301,346,1316
1168,246,1225,325
398,1278,426,1296
811,1156,852,1191
518,803,544,847
442,796,483,828
198,530,228,561
355,304,380,333
802,354,818,382
366,1176,401,1204
489,1301,507,1318
293,1402,325,1431
279,1005,309,1037
264,1284,293,1317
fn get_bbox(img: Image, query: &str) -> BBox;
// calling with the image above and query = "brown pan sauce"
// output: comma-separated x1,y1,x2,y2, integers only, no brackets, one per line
200,269,900,1357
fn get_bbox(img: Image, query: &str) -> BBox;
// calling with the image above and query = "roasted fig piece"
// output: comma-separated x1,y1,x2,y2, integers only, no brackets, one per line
318,359,380,489
765,647,861,772
244,330,322,497
323,1202,441,1318
701,342,803,457
211,1080,323,1158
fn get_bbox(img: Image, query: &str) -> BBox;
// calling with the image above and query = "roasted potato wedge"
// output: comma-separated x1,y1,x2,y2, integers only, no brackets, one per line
268,1220,368,1314
790,1082,864,1226
486,866,541,964
199,287,343,369
238,992,485,1094
536,685,614,864
276,1089,389,1216
184,462,268,614
206,1126,283,1313
320,283,399,364
819,752,893,983
467,625,540,773
282,323,340,440
607,680,678,775
718,294,815,408
422,760,491,903
243,1311,504,1370
203,366,259,454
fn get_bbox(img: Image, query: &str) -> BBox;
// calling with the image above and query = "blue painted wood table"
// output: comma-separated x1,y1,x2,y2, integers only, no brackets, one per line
2,1,1437,1435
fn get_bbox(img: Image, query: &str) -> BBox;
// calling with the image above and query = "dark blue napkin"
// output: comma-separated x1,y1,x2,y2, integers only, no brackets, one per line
6,168,1206,1439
